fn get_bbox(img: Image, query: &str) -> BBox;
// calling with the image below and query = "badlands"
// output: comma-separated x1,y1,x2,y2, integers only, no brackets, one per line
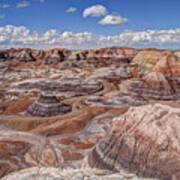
0,47,180,180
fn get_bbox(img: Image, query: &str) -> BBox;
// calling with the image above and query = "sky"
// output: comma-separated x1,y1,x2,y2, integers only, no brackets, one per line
0,0,180,49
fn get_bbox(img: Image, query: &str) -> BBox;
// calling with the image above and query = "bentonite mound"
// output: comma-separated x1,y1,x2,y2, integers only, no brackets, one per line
13,50,36,62
27,93,71,117
6,48,38,62
43,48,71,64
119,73,176,101
84,103,180,180
1,167,155,180
131,48,170,76
119,53,180,101
142,72,176,100
174,51,180,58
146,53,180,99
68,50,87,60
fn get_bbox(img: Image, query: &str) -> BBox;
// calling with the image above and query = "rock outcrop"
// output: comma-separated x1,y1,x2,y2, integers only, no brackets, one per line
84,103,180,180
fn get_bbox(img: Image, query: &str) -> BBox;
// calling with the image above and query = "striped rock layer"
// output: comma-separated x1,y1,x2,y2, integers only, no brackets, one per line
0,128,65,178
0,105,108,178
86,92,147,108
0,47,137,68
15,79,103,97
120,73,176,101
120,53,180,101
0,47,137,64
87,47,137,59
145,54,180,99
84,103,180,180
131,48,170,76
27,93,71,117
1,167,155,180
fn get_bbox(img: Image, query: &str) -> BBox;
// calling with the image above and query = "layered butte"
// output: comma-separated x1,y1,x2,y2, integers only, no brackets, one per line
27,92,71,117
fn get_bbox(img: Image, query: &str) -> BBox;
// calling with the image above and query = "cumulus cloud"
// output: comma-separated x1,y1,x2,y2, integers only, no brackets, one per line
66,7,77,13
59,31,93,44
83,5,107,18
0,25,95,49
98,29,180,46
99,15,128,25
0,25,179,49
16,1,30,8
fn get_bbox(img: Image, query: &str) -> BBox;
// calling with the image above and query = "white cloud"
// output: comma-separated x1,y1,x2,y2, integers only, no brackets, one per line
83,5,107,18
66,7,77,13
59,31,93,44
40,0,45,3
1,4,10,8
16,1,30,8
99,15,128,25
0,25,94,49
0,25,179,49
98,29,180,46
0,14,5,19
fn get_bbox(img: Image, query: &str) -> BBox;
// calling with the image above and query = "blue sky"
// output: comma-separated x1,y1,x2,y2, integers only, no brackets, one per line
0,0,180,49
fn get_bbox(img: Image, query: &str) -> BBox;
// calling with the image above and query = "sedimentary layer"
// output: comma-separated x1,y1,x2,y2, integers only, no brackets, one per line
0,47,180,179
84,103,180,180
1,167,155,180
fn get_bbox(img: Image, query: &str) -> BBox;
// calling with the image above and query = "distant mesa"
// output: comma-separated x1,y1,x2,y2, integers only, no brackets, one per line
43,48,70,64
0,47,137,68
87,47,137,60
84,103,180,180
84,47,137,68
27,92,71,117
